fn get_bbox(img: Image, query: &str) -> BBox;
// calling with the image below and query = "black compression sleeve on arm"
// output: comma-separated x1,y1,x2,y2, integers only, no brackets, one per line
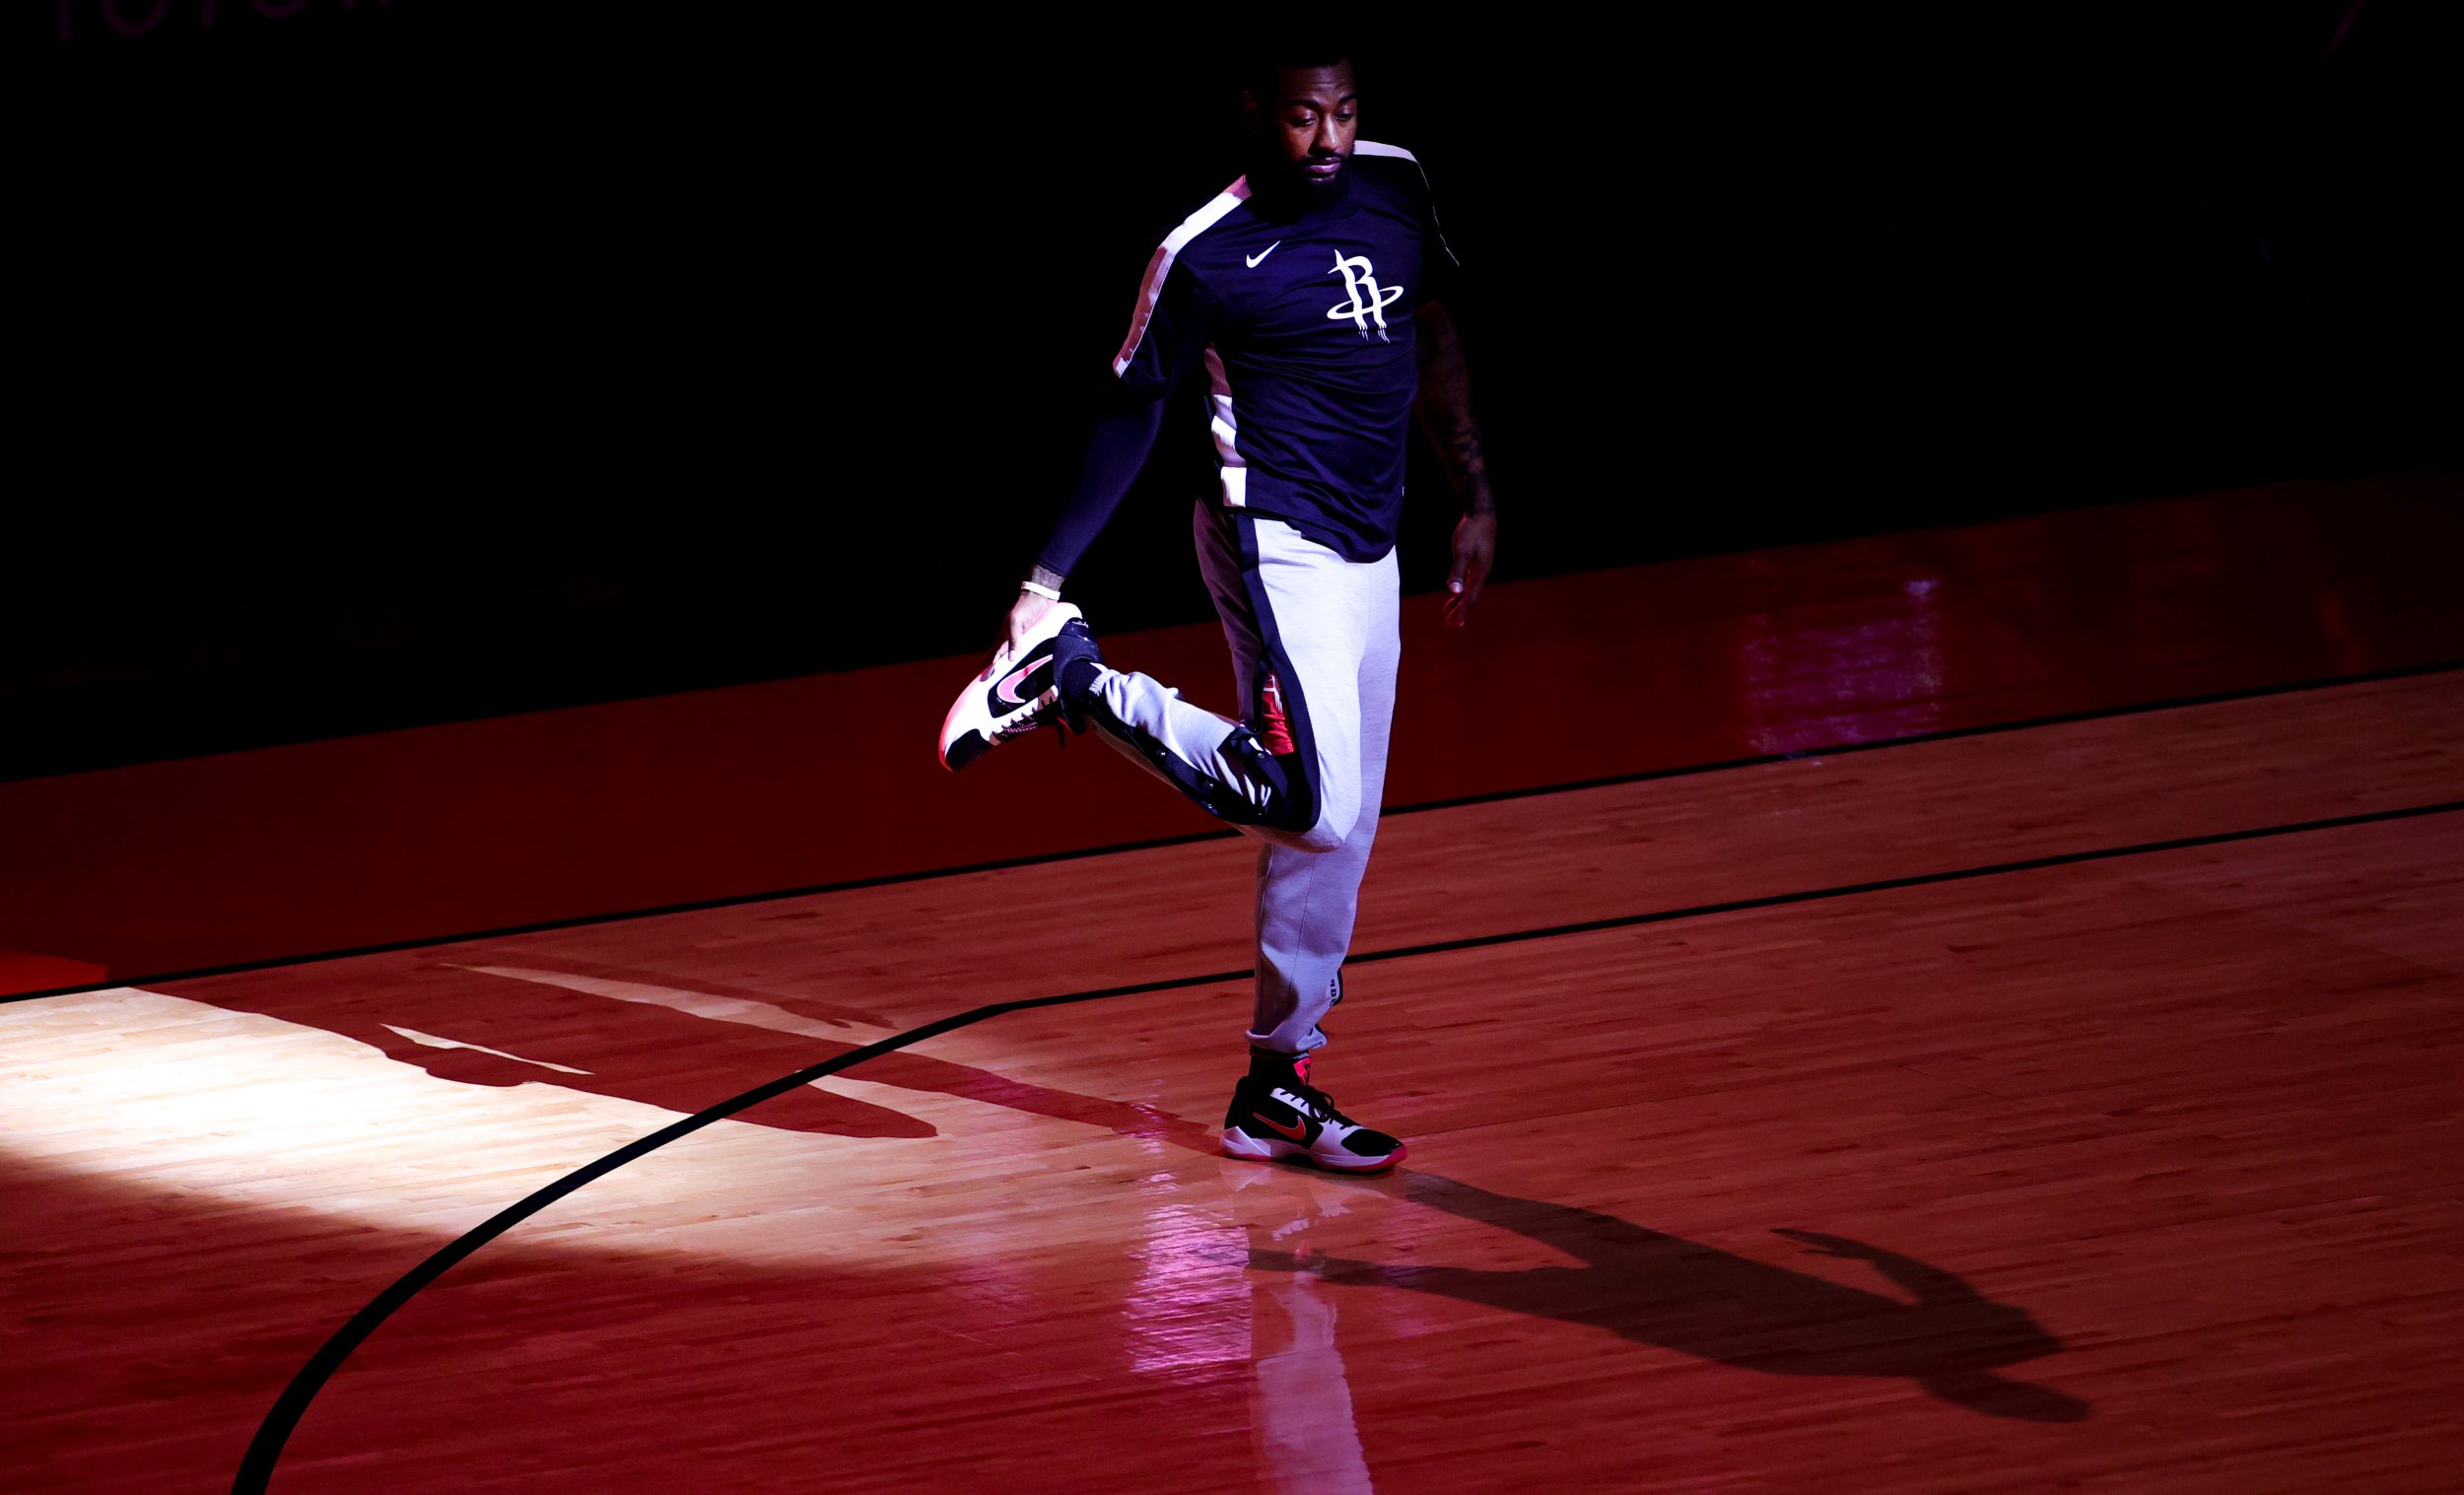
1032,257,1219,582
1034,388,1168,580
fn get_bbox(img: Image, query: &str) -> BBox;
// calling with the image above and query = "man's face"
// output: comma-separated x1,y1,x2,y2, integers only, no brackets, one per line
1252,62,1358,196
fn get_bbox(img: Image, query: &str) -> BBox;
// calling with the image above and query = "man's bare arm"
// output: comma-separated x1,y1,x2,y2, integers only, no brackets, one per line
1413,299,1497,627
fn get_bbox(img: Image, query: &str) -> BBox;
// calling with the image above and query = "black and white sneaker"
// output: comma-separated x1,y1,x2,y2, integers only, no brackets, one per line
938,604,1096,771
1220,1049,1407,1173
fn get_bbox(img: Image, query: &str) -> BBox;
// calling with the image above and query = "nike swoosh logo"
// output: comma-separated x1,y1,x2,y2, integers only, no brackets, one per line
1253,1112,1310,1141
1246,241,1282,268
992,659,1044,708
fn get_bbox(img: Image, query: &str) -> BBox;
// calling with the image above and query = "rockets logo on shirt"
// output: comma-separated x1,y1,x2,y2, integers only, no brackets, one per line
1327,252,1403,341
1086,143,1455,567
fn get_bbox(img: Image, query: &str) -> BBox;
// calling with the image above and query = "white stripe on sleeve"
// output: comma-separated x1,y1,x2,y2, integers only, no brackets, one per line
1112,177,1251,377
1352,140,1459,270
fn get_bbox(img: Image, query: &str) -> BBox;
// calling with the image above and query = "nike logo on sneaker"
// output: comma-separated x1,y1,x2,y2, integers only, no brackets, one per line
1252,1113,1310,1141
992,657,1046,708
1246,241,1282,268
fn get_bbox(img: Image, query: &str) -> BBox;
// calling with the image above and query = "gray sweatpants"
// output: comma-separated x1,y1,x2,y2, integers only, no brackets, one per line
1080,503,1401,1053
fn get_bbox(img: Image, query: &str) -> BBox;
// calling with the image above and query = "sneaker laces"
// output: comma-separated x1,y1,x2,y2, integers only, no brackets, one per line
992,688,1067,744
1283,1077,1356,1129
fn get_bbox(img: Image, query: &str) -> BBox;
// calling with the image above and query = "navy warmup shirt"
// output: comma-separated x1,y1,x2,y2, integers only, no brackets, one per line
1038,142,1459,575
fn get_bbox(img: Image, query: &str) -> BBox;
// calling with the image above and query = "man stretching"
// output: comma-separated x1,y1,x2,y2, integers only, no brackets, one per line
941,49,1495,1173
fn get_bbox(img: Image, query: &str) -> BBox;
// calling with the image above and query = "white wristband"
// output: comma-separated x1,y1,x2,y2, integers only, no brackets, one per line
1019,579,1062,601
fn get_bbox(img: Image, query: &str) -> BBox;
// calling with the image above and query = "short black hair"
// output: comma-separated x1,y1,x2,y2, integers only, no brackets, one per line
1241,42,1358,110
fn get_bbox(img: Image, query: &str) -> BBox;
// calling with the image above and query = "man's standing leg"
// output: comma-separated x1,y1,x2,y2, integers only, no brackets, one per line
1199,510,1405,1171
1033,502,1406,1170
1247,568,1397,1056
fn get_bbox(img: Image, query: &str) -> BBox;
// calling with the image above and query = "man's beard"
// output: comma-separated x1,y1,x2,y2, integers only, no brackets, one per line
1263,151,1350,204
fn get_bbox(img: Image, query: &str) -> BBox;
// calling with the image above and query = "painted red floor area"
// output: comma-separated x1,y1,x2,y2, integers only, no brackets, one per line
2,470,2457,994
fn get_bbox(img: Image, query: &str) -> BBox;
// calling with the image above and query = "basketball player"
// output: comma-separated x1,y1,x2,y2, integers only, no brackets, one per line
941,49,1494,1173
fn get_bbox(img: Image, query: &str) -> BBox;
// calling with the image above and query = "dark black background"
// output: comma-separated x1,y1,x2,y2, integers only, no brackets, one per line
18,1,2458,777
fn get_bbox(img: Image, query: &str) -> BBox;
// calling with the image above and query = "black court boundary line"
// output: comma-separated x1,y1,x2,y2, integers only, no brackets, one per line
232,794,2464,1494
15,656,2463,1013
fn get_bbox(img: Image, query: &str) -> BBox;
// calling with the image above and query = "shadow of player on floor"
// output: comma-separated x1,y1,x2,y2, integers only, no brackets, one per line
165,956,1217,1151
1247,1171,2088,1422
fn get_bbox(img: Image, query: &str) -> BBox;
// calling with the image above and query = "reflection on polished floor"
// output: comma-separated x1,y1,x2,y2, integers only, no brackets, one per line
5,484,2462,1493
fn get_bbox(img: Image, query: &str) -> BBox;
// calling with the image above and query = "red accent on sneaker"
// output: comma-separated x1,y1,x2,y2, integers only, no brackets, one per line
1291,1052,1313,1084
1258,673,1297,756
1314,1139,1407,1173
1252,1113,1310,1141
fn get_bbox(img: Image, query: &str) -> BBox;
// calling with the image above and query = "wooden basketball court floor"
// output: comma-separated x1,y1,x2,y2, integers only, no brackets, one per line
7,490,2463,1493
